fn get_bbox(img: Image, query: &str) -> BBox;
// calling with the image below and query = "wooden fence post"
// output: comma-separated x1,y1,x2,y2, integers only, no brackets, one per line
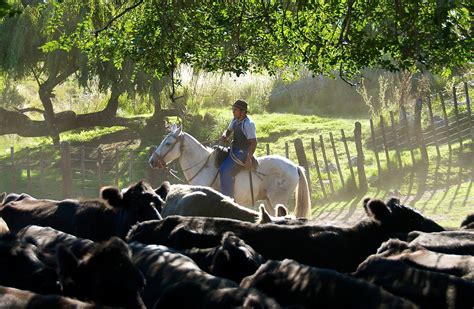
369,119,382,178
452,86,463,151
354,122,367,191
415,98,429,164
10,146,15,191
320,135,334,194
440,93,452,156
389,111,403,168
97,148,103,187
26,147,31,193
80,146,86,196
115,149,120,187
147,146,157,186
311,138,327,198
39,157,45,193
128,152,134,184
426,96,441,160
266,144,270,156
294,138,311,194
285,142,289,159
60,142,73,198
379,115,391,170
341,129,356,189
329,132,345,189
401,106,416,166
465,81,473,143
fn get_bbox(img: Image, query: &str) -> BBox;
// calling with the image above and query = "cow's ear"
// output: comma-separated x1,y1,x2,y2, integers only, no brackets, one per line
155,181,170,201
100,186,123,208
362,197,372,213
105,237,130,256
210,248,231,275
0,192,5,204
57,245,79,278
386,197,401,209
274,204,288,217
257,204,272,224
221,231,239,247
365,199,391,222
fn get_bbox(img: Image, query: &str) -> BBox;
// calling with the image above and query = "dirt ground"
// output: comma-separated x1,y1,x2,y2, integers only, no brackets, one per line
311,180,474,228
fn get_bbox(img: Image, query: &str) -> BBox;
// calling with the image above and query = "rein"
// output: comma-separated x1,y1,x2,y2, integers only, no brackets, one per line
155,134,217,185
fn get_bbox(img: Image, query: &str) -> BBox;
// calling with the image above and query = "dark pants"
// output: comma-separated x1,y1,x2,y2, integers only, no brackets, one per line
219,147,248,198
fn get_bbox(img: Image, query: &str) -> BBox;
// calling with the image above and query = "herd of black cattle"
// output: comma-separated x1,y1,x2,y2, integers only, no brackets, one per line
0,180,473,308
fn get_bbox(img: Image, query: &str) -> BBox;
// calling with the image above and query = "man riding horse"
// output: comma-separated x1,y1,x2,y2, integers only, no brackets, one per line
219,99,257,198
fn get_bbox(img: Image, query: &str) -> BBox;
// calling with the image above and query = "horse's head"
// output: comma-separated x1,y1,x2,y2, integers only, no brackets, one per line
149,124,185,169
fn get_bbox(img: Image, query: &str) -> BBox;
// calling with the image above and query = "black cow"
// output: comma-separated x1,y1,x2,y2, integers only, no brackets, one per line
181,232,265,283
1,192,36,205
16,226,145,308
461,214,474,229
155,181,301,224
0,233,61,295
127,198,444,272
0,286,98,308
1,181,162,241
375,239,474,280
240,259,417,308
407,230,474,255
129,242,281,308
353,255,474,308
17,225,95,265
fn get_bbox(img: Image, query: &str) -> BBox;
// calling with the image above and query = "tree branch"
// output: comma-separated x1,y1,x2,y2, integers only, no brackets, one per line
14,107,45,114
30,65,43,88
339,63,358,87
94,0,144,36
337,0,354,46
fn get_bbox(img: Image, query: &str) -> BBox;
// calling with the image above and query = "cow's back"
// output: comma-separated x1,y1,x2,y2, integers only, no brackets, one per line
1,199,76,234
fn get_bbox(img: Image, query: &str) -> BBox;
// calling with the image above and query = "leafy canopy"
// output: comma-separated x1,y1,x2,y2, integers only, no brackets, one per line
3,0,472,82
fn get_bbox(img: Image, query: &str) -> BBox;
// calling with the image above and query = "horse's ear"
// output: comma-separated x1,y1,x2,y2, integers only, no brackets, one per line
169,123,177,133
257,204,272,224
274,204,288,217
176,125,183,136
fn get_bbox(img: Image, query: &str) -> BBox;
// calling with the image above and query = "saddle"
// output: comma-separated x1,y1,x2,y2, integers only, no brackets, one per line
213,146,259,172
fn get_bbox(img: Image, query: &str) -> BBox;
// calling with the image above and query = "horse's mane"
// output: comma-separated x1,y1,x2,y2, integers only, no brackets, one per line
183,132,213,152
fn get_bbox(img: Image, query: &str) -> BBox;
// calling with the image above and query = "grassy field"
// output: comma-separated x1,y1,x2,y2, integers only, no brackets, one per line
0,110,472,229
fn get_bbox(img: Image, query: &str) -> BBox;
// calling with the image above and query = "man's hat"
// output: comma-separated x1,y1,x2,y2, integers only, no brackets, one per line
232,99,248,112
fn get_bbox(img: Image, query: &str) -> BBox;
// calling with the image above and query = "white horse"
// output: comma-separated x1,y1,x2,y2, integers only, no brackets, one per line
149,125,310,218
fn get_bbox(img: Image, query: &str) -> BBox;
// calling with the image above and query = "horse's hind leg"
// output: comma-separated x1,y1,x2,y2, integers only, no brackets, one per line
265,190,291,216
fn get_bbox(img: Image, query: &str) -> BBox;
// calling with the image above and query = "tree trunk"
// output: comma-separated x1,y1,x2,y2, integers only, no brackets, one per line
0,107,147,136
142,77,172,140
36,66,78,145
38,79,60,145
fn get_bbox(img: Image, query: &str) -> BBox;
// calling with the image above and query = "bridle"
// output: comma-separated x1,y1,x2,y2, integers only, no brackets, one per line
152,133,215,184
152,134,185,168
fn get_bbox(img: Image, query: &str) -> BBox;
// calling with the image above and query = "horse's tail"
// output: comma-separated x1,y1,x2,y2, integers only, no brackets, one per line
295,166,311,218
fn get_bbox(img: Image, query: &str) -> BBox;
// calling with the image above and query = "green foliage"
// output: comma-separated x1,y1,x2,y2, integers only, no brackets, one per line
56,0,472,81
0,77,25,107
60,126,124,144
0,0,21,18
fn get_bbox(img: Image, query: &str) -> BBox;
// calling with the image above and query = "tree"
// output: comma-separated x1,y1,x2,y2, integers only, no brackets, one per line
0,1,177,144
69,1,471,82
0,1,471,142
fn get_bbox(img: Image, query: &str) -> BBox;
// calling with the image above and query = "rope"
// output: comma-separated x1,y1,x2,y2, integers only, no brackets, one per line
165,167,188,183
